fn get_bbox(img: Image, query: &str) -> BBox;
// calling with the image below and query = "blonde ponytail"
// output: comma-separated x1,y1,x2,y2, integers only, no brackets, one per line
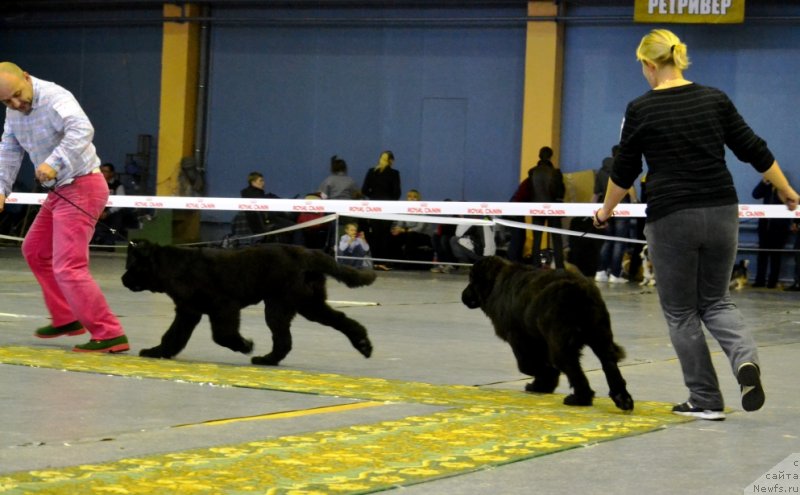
636,29,690,70
670,41,690,71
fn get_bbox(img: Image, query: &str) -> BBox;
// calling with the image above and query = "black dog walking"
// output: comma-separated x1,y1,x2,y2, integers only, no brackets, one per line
462,256,634,411
122,241,375,365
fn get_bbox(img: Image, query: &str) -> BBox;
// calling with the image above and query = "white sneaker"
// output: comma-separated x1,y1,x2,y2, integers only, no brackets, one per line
441,265,455,274
430,266,444,273
594,271,609,282
672,401,725,421
609,274,626,284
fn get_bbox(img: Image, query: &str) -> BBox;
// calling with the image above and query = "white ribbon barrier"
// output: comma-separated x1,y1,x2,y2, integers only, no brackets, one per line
344,212,494,225
493,218,646,244
4,193,795,252
181,213,340,247
6,193,799,219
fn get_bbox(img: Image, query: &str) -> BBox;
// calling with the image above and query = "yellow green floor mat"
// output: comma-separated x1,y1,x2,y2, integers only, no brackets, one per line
0,346,690,494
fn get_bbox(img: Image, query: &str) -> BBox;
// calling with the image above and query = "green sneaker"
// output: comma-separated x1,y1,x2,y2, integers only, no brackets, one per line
73,335,130,353
35,321,86,339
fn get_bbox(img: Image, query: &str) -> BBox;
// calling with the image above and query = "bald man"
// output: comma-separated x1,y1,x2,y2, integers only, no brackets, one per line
0,61,129,352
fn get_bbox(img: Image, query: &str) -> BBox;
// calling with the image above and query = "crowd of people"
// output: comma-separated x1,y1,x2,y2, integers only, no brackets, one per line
223,139,800,291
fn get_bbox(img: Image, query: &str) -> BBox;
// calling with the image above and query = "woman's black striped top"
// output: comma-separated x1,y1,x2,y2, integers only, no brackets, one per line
612,83,774,222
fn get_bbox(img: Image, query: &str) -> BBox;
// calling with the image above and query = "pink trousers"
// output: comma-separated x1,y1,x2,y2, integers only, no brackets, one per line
22,172,125,340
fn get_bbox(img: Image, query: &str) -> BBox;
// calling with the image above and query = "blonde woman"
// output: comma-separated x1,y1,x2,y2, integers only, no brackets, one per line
361,151,401,269
594,29,799,420
361,150,400,200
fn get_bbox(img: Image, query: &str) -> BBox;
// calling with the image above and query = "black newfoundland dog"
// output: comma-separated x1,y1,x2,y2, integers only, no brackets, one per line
462,256,634,411
122,240,375,365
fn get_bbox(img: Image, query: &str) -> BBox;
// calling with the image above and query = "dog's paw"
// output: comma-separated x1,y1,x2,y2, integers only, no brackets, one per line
139,346,167,358
563,393,594,407
525,378,559,394
525,382,557,394
241,338,254,355
251,354,281,366
610,391,634,411
355,338,372,358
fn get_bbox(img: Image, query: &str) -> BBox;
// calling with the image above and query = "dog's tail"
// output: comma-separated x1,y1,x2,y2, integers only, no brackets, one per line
306,250,377,288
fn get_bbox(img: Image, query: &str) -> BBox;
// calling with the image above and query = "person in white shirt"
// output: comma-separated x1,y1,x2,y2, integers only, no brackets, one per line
0,61,129,353
450,221,496,263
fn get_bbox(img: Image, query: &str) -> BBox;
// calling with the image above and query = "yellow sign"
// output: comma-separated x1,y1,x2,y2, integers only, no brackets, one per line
634,0,745,24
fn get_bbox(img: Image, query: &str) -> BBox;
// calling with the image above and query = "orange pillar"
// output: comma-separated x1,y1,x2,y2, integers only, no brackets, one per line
519,1,563,178
519,2,564,256
157,3,201,242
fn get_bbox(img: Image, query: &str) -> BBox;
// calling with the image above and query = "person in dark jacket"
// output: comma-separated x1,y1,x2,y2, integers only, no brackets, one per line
529,146,566,269
361,151,401,270
239,172,294,244
594,145,635,283
505,176,531,263
752,179,791,288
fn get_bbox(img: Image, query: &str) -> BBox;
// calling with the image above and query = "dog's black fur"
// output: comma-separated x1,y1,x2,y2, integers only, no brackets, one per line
462,256,634,411
122,240,375,365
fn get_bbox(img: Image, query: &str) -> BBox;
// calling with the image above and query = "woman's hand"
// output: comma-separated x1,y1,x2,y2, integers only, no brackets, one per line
593,208,611,229
778,186,800,211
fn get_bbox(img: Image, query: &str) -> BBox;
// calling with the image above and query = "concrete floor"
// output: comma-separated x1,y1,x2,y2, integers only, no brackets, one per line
0,246,798,494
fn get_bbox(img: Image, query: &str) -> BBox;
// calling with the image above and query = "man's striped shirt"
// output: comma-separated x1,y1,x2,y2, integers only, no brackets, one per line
0,76,100,195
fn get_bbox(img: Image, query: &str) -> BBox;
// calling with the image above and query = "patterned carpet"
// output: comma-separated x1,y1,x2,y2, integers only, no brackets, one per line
0,346,691,494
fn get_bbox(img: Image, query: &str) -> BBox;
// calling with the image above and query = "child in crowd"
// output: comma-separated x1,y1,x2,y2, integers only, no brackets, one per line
338,222,373,269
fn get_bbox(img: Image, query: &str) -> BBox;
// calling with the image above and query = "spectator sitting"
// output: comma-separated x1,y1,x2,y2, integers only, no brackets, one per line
318,156,361,250
388,189,435,269
295,192,330,250
431,201,457,273
319,155,361,200
238,171,296,244
91,162,136,248
450,221,496,264
338,222,372,269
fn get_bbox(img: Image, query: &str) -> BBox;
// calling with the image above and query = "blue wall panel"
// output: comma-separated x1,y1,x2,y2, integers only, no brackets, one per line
204,12,526,216
419,97,467,201
0,23,162,193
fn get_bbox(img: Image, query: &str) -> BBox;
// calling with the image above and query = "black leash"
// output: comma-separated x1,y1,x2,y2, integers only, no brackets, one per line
39,182,134,246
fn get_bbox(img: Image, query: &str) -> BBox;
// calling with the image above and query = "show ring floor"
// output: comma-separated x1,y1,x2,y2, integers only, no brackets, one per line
0,247,798,494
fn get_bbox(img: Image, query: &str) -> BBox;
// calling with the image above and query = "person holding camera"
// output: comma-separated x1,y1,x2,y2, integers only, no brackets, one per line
338,222,372,269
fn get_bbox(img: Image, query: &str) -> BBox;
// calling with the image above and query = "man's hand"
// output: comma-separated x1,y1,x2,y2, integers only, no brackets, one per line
0,194,5,213
35,163,57,184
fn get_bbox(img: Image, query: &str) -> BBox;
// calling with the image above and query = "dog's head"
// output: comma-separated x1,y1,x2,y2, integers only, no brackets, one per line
461,256,508,309
121,239,165,293
730,259,749,291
